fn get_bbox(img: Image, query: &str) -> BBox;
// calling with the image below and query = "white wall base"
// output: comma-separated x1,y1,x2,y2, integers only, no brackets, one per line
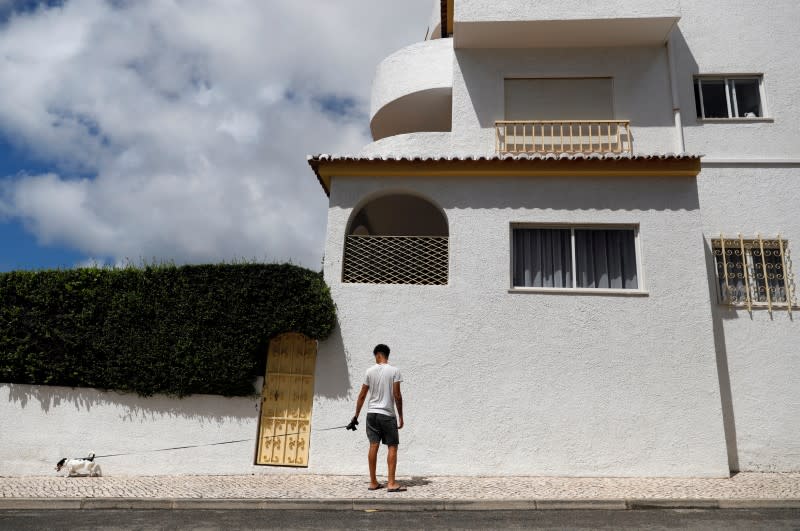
0,383,276,477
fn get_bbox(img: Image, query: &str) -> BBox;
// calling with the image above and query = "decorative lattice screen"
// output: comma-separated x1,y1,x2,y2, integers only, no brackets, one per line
342,235,448,285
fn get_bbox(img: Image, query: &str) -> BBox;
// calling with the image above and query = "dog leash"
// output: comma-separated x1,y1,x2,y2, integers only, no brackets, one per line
93,425,350,459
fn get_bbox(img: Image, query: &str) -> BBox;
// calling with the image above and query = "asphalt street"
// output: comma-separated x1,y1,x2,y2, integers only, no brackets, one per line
1,509,799,530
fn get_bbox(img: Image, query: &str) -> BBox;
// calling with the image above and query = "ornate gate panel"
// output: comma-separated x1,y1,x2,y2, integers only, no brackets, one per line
256,332,317,466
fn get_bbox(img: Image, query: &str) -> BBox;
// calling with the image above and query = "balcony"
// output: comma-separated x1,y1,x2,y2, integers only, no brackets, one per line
370,39,454,141
496,120,633,156
454,0,680,48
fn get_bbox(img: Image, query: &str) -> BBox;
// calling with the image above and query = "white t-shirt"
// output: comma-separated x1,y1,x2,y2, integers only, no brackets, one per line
363,363,403,417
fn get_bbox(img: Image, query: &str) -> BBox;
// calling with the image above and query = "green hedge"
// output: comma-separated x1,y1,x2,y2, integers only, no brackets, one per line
0,263,336,397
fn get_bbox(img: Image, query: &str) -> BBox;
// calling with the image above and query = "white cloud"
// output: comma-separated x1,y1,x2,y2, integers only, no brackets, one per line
0,0,433,268
74,256,107,268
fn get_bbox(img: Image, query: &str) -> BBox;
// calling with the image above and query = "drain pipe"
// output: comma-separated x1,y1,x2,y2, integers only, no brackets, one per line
666,30,686,153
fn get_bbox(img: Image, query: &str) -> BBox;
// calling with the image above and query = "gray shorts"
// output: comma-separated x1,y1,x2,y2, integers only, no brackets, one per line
366,413,399,446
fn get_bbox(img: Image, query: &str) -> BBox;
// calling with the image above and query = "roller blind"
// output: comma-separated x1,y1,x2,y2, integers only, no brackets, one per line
505,78,614,121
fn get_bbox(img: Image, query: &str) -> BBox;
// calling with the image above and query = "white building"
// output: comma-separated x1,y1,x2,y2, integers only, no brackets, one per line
307,0,799,477
4,0,796,479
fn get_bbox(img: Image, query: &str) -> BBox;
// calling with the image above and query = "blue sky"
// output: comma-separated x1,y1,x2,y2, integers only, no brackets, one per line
0,0,431,272
0,132,88,271
0,219,85,271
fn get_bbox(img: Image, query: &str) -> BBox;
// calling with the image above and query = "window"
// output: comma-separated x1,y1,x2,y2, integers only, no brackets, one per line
711,235,796,312
512,226,640,291
694,76,765,119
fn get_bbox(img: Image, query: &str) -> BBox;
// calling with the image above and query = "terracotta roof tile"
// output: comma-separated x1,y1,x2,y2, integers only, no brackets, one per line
307,152,704,195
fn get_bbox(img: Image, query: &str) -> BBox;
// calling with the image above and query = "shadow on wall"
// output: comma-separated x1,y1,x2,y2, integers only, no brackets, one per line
670,28,704,129
4,383,261,425
702,238,740,473
332,176,702,213
314,320,352,399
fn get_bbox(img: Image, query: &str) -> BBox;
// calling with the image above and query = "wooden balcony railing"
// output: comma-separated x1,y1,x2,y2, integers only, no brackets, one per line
496,120,633,155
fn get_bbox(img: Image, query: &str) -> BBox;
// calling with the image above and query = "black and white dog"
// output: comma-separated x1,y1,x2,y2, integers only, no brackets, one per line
55,452,102,477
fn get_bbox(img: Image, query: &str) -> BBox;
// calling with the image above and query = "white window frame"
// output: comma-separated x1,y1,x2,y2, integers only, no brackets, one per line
509,223,647,296
694,75,769,120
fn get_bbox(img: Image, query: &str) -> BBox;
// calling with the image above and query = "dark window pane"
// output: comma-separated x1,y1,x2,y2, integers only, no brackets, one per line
693,80,703,118
713,244,748,304
733,79,762,117
751,246,786,302
575,229,638,289
699,79,728,118
513,228,572,288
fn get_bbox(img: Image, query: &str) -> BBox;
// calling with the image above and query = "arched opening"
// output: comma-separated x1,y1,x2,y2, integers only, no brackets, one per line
343,193,449,285
348,194,448,237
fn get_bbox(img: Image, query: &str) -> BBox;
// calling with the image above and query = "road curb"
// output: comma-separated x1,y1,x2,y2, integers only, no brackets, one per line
626,498,720,510
0,497,798,511
0,498,83,510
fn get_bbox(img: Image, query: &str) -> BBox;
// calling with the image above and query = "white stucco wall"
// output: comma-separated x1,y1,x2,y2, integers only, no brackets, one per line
677,1,800,472
455,0,680,23
370,39,454,120
361,132,455,157
675,2,800,160
373,2,800,160
322,0,800,477
370,39,454,141
425,0,442,40
0,383,273,477
450,47,676,156
453,1,679,49
697,165,800,472
314,174,730,477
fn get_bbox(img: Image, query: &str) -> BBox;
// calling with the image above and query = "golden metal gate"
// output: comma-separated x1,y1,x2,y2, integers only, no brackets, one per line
256,333,317,466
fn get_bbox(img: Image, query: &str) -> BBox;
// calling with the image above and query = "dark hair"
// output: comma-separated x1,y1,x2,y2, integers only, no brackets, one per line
373,344,390,357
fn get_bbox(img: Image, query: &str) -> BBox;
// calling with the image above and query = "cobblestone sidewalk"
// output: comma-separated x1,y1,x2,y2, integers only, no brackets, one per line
1,473,799,501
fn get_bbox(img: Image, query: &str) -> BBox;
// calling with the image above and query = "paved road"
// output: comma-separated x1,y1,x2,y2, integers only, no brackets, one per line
1,509,799,530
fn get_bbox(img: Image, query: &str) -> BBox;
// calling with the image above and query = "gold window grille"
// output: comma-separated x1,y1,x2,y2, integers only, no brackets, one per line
711,234,796,316
342,235,448,285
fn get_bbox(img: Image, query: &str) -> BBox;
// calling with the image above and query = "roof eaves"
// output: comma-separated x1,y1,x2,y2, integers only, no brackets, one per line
307,152,705,196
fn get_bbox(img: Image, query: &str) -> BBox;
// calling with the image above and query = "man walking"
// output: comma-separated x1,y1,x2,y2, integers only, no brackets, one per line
351,344,405,492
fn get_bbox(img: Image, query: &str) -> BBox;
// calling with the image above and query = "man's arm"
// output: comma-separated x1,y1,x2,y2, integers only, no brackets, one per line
354,384,369,419
393,382,404,429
